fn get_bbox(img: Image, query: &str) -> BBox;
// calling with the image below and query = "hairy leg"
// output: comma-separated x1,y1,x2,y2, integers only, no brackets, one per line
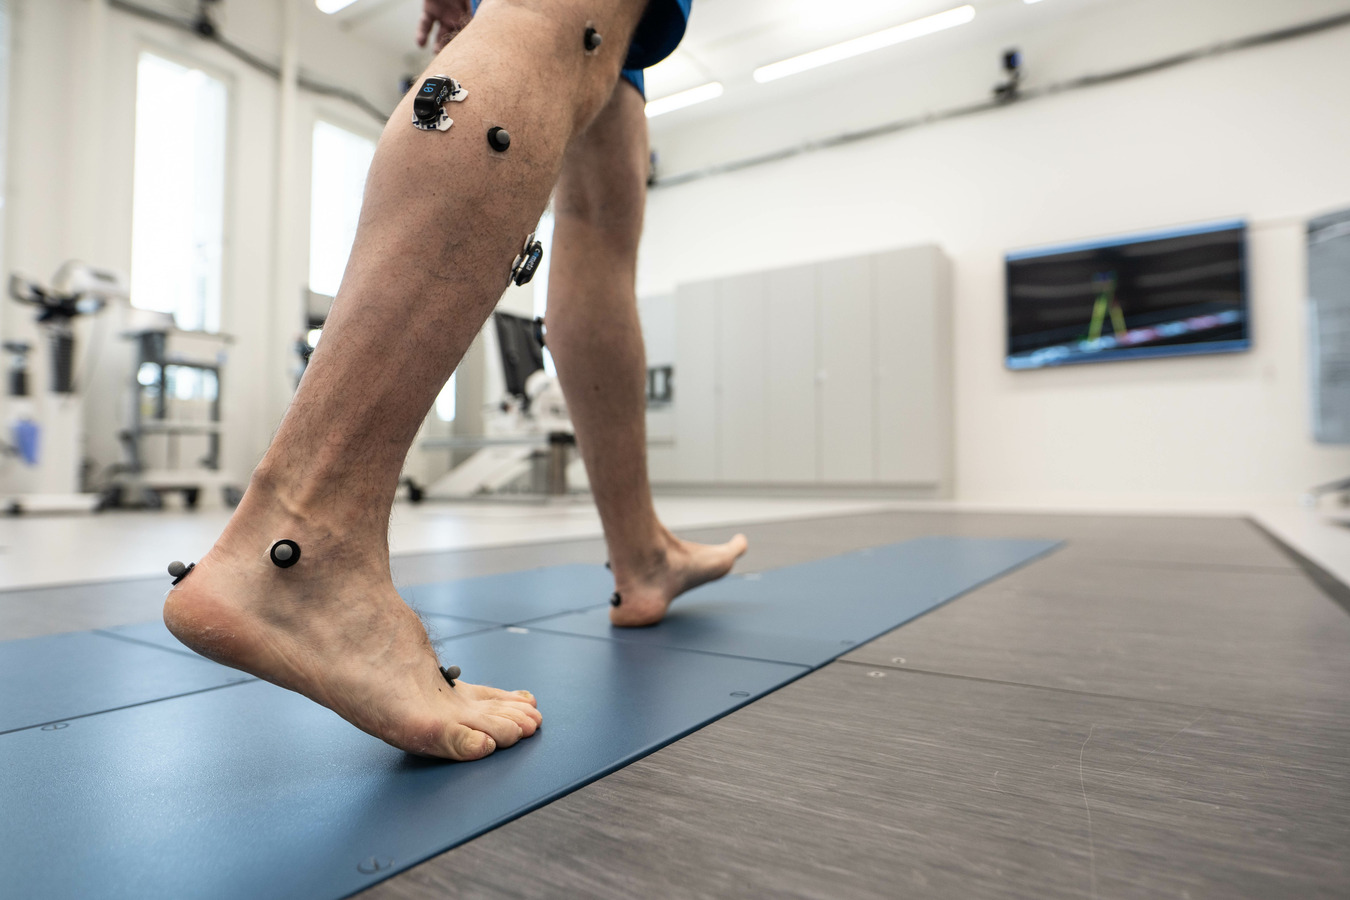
545,83,747,628
164,0,650,760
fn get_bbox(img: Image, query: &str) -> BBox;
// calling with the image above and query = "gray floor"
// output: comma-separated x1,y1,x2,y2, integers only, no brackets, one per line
5,510,1348,899
355,511,1350,900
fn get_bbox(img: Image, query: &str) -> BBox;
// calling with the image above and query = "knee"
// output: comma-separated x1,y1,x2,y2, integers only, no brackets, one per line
485,0,634,134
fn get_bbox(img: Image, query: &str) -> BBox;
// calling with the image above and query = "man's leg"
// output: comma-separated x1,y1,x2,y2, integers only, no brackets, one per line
163,0,651,761
545,82,747,628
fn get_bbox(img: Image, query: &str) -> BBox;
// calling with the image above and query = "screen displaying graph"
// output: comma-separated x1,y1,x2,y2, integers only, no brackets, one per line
1006,221,1249,370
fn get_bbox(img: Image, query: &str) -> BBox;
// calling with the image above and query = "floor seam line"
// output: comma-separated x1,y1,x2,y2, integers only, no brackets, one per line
0,680,253,737
833,659,1250,715
92,628,222,661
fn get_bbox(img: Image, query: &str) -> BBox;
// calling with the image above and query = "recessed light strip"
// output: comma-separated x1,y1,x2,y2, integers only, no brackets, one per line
753,5,977,83
645,81,724,118
316,0,361,14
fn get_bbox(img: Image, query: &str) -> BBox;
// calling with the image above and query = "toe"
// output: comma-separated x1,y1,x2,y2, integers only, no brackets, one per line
461,682,538,707
485,700,542,736
471,712,526,748
441,723,497,761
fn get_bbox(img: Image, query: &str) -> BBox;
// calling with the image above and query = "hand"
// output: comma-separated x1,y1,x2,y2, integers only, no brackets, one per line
416,0,474,51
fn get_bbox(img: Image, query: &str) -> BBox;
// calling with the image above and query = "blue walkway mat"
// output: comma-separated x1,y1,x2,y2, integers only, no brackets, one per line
0,630,250,734
0,536,1058,898
0,628,805,900
400,563,613,624
530,537,1059,667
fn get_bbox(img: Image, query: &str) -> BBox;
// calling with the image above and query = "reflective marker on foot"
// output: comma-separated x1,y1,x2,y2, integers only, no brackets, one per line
167,561,196,585
440,665,461,688
270,540,301,568
610,592,622,608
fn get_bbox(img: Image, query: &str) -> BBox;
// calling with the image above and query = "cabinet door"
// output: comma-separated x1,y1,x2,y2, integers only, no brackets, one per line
874,247,945,485
819,258,875,483
716,273,769,482
673,280,719,482
766,265,819,483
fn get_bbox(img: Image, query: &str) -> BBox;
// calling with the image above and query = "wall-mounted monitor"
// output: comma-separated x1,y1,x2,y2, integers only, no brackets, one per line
1006,220,1250,370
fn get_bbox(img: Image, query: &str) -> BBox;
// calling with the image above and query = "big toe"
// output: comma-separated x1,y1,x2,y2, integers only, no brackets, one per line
441,723,497,761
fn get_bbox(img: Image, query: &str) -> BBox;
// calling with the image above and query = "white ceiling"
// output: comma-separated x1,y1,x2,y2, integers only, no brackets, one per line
332,0,1115,103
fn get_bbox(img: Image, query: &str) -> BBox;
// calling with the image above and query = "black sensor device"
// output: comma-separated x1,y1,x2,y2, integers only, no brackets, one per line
414,76,452,125
512,239,544,286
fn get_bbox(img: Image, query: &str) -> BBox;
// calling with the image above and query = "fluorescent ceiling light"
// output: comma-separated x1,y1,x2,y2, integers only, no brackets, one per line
645,82,724,118
753,5,976,83
316,0,361,13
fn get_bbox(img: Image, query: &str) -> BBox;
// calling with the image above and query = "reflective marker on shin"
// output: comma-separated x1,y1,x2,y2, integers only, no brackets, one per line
584,27,602,52
270,540,301,568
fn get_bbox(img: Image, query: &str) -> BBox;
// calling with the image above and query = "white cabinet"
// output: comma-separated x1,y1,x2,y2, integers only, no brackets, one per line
666,245,951,494
717,273,770,481
766,266,819,482
819,257,876,483
671,280,718,482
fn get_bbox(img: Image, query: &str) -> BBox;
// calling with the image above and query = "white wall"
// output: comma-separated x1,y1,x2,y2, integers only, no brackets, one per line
2,0,405,495
639,0,1350,509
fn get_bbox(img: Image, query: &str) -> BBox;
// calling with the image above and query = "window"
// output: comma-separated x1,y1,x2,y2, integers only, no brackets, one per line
435,373,456,422
130,53,227,332
309,120,375,297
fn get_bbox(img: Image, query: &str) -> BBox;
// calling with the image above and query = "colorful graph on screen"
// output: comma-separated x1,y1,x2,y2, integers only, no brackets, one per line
1006,221,1250,370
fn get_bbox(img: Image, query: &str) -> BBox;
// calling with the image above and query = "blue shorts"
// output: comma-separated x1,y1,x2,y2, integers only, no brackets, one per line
469,0,691,98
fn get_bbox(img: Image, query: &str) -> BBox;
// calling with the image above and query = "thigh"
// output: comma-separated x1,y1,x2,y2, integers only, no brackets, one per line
553,81,649,250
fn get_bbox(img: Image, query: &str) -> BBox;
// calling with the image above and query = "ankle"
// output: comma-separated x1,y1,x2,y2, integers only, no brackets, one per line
230,465,387,564
609,528,681,580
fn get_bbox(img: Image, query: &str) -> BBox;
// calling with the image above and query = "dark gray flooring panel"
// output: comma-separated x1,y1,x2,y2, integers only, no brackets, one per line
0,627,805,900
400,563,613,625
362,663,1350,900
0,630,251,734
530,537,1060,667
844,557,1350,717
98,613,494,659
684,510,1294,571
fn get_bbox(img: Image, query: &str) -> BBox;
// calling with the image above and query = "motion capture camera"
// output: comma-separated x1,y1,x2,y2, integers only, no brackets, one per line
510,234,544,287
994,48,1022,103
412,75,468,132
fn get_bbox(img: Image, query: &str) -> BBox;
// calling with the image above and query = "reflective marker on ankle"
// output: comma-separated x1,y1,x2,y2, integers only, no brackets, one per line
610,592,622,607
270,540,301,568
441,665,461,688
167,561,195,585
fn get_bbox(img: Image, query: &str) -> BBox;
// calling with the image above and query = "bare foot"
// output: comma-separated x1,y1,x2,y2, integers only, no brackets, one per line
163,497,541,761
609,531,749,627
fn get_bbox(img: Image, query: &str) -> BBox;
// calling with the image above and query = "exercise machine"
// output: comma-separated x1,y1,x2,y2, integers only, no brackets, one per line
1,262,122,513
411,311,583,500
